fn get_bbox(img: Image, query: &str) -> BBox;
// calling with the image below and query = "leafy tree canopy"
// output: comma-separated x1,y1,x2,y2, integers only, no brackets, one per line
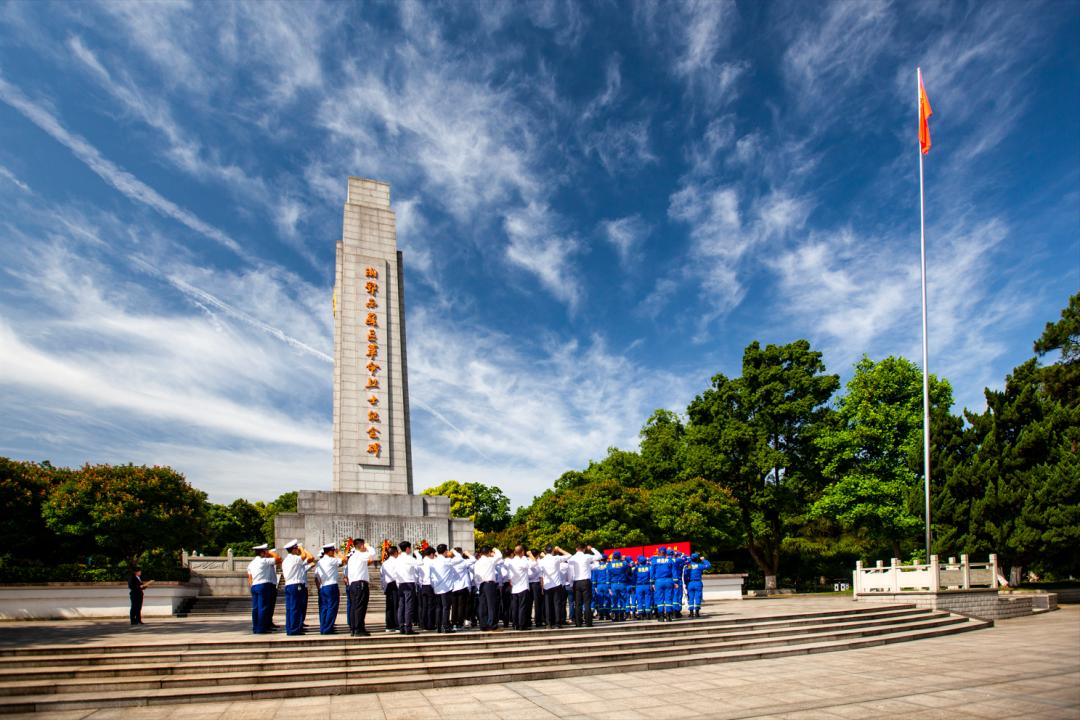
421,480,511,532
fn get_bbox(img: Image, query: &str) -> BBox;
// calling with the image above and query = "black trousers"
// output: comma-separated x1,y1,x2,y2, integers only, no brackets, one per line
544,584,567,627
530,581,545,626
397,582,417,631
347,581,369,633
436,592,453,630
510,590,530,630
451,588,468,627
500,583,512,626
420,585,437,630
573,579,593,626
129,592,143,625
384,581,398,630
478,581,499,629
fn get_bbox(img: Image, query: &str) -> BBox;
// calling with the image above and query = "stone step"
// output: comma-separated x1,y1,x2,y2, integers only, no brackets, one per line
0,611,957,683
0,614,970,696
0,607,931,670
0,615,989,714
0,604,920,659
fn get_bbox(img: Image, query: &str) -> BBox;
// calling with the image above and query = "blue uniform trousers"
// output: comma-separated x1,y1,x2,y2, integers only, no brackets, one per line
318,584,339,634
595,583,609,613
654,577,673,613
672,581,683,611
635,585,652,615
687,580,703,610
284,584,306,635
610,583,628,613
250,583,275,634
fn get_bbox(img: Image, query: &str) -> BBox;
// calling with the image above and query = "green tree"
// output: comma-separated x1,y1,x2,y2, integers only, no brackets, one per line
206,498,267,554
522,479,651,550
1033,291,1079,408
639,409,686,487
964,359,1079,581
259,491,297,545
811,356,952,559
686,340,839,591
41,463,208,567
647,478,741,557
420,480,512,532
0,459,69,576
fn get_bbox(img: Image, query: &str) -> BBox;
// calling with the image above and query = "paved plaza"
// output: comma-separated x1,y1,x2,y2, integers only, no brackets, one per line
1,598,1076,719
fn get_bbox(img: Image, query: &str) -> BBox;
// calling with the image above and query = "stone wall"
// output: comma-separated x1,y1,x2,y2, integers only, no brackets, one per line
0,583,199,619
856,588,1057,620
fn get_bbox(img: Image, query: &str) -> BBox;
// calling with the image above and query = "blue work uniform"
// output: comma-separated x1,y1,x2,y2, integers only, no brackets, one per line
683,558,712,614
592,563,610,618
607,558,630,618
650,554,675,619
632,560,653,619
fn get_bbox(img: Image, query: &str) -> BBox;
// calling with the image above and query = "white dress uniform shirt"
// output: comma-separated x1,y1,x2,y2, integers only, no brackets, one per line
419,555,435,586
314,554,341,587
472,548,503,583
507,555,531,594
450,552,474,592
528,560,542,584
395,550,422,584
346,548,375,583
567,547,603,582
282,553,308,586
539,554,568,590
247,556,278,587
429,555,457,595
379,555,396,591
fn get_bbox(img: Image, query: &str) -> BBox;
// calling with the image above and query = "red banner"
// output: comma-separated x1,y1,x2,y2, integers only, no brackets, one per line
603,541,691,559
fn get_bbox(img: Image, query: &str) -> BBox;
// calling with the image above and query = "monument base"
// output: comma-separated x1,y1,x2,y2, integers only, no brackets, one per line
274,490,475,553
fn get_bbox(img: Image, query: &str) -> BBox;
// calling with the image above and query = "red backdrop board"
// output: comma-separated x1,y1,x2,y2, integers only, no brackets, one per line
603,542,691,558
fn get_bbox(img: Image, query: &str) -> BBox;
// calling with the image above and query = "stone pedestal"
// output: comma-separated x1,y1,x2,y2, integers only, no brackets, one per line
275,490,475,552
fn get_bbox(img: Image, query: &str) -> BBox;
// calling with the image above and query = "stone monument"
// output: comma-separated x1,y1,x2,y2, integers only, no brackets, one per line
274,178,474,552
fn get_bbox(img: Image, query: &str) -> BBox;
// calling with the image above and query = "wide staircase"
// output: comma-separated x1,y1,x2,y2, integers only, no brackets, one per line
0,603,989,713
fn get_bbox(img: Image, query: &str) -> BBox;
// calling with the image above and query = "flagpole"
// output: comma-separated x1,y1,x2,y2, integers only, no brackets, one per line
917,67,932,561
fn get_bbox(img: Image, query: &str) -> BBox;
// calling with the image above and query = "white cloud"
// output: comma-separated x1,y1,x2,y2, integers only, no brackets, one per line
503,203,582,309
601,215,651,268
0,72,246,257
0,163,30,193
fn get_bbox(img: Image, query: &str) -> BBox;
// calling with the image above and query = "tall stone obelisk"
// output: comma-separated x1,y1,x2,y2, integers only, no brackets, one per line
332,177,413,493
274,178,474,552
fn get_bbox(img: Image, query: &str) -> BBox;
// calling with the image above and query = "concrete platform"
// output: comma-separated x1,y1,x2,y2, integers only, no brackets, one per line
0,598,1074,718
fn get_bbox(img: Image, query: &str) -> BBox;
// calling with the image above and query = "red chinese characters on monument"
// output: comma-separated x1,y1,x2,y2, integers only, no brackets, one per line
363,266,382,457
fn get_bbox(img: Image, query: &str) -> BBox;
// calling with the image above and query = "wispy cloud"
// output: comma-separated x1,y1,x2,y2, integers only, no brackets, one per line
0,163,30,193
600,214,651,268
0,72,245,257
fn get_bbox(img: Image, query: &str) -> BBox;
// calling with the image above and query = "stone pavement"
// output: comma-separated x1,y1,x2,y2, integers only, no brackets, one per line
2,599,1076,719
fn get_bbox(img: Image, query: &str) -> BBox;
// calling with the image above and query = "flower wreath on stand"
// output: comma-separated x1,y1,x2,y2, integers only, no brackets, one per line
380,538,393,563
418,539,431,554
342,537,355,557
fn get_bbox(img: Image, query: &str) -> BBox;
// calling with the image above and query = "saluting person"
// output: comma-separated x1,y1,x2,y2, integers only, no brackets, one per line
539,546,569,629
395,541,420,634
247,544,279,634
567,544,602,627
380,545,400,632
314,543,341,634
281,540,312,635
346,538,375,636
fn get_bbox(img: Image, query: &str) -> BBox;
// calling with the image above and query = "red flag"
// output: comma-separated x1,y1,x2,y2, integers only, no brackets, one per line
919,73,933,155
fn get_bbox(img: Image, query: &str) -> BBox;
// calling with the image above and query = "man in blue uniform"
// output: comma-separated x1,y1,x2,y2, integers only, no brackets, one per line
650,547,675,622
682,552,711,617
592,555,610,620
633,555,652,620
672,550,689,618
606,552,630,621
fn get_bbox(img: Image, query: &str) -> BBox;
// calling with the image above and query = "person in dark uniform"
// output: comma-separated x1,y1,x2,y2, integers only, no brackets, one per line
128,567,148,625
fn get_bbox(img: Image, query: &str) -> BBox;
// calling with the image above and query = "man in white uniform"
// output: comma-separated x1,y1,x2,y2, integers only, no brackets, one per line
281,540,311,635
246,543,278,634
472,546,504,631
345,538,375,636
395,541,421,634
506,546,532,630
380,545,400,632
567,543,603,627
539,545,569,629
314,543,341,634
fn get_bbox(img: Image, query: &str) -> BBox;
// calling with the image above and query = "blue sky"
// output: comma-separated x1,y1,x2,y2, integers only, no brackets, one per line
0,1,1077,508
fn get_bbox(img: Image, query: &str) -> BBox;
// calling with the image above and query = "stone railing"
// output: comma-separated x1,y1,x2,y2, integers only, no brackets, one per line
182,549,254,573
854,554,1000,594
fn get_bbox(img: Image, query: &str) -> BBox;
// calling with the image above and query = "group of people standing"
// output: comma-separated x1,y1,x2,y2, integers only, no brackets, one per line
247,538,711,636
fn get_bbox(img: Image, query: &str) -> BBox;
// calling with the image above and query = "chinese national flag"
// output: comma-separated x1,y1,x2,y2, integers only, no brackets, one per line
919,74,933,155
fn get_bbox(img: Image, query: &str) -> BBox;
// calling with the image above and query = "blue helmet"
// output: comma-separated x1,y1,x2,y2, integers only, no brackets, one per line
612,551,621,559
637,555,645,563
691,552,700,560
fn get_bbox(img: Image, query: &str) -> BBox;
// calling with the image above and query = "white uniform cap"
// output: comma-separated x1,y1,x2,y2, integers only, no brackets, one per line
252,543,269,551
284,539,299,550
322,543,336,551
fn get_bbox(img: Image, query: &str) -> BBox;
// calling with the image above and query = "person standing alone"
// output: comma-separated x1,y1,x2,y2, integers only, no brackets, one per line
128,567,148,625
